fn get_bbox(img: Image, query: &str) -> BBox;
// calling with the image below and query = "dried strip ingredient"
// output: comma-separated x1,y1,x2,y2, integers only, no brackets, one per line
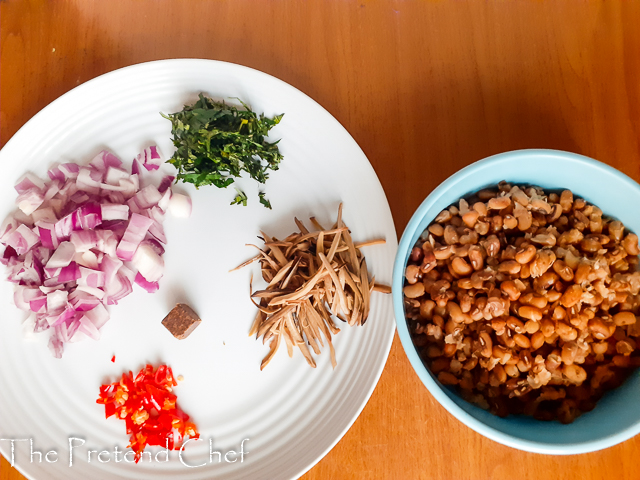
234,205,389,369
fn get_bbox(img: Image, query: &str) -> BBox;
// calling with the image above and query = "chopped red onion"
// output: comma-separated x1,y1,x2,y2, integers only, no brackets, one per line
46,289,68,313
140,238,165,256
134,272,159,293
105,167,130,186
48,334,64,358
6,224,41,255
16,188,45,215
101,203,129,221
90,150,123,173
1,146,188,357
78,315,101,340
33,207,58,223
15,173,45,194
105,273,133,305
69,289,101,311
46,241,76,269
158,176,175,194
116,213,153,261
76,168,101,195
134,185,162,209
58,262,81,282
136,145,163,171
85,302,109,329
49,303,77,327
132,244,164,282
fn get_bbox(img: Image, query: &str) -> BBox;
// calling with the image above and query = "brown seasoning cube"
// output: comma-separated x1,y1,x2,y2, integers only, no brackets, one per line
162,304,201,339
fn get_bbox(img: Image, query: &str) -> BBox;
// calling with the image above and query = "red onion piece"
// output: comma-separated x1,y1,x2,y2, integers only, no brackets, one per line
158,176,175,194
134,272,159,293
58,262,81,282
105,274,133,305
90,150,123,173
101,204,129,221
140,238,165,256
132,243,164,282
48,334,64,358
6,224,41,255
116,213,153,261
78,315,101,340
16,188,45,215
46,241,76,269
136,146,163,171
15,173,45,194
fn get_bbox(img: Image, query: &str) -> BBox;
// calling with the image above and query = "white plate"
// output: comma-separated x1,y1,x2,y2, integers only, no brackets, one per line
0,59,397,480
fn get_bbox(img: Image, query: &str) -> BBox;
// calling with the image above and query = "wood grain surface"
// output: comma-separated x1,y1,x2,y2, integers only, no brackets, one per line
2,1,640,479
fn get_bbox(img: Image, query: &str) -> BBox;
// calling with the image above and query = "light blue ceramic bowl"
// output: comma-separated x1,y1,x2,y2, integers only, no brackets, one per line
392,149,640,454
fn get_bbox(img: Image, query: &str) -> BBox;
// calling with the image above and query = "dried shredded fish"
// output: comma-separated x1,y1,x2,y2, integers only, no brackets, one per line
234,205,390,369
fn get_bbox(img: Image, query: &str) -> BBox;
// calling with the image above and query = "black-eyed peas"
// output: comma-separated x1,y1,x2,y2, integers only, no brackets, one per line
403,183,640,422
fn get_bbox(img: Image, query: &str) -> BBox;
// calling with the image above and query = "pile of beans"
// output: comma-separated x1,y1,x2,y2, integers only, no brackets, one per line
404,182,640,423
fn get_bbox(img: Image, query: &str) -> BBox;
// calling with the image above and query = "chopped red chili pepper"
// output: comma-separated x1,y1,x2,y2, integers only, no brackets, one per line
111,355,116,363
96,364,199,462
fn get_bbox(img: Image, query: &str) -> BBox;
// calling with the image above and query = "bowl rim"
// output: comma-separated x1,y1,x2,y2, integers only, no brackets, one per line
392,148,640,455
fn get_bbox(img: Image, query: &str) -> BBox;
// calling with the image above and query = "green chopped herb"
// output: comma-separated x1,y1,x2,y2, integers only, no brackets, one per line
258,192,272,210
161,94,283,207
231,189,248,207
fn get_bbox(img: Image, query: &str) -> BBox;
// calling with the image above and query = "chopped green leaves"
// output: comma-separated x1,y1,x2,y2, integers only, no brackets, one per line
231,189,248,207
258,192,272,210
162,94,283,207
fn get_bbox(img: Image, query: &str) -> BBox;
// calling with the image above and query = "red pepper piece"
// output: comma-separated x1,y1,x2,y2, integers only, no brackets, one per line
96,363,199,463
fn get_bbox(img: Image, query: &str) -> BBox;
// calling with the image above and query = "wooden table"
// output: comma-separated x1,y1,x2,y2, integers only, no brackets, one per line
2,1,640,479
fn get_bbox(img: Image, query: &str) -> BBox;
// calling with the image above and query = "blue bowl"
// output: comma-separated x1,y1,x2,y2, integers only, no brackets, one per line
392,149,640,454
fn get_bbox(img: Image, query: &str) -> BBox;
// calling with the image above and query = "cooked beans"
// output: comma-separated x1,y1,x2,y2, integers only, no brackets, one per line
403,183,640,423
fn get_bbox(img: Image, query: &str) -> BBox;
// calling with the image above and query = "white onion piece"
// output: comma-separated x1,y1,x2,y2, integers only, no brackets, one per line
116,213,153,261
39,285,64,294
105,274,133,305
46,241,76,268
134,185,162,209
118,263,137,284
136,146,163,171
84,302,109,329
16,188,45,215
134,272,159,293
69,289,101,311
48,335,64,358
76,285,106,300
158,188,172,211
15,173,45,194
46,290,68,313
22,314,38,341
70,230,99,252
75,250,99,269
77,266,105,288
13,210,34,228
101,203,129,221
0,216,17,242
105,167,130,186
167,193,192,218
76,168,101,195
35,221,59,250
32,207,57,224
78,315,101,341
6,224,41,255
132,244,164,282
90,150,123,172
